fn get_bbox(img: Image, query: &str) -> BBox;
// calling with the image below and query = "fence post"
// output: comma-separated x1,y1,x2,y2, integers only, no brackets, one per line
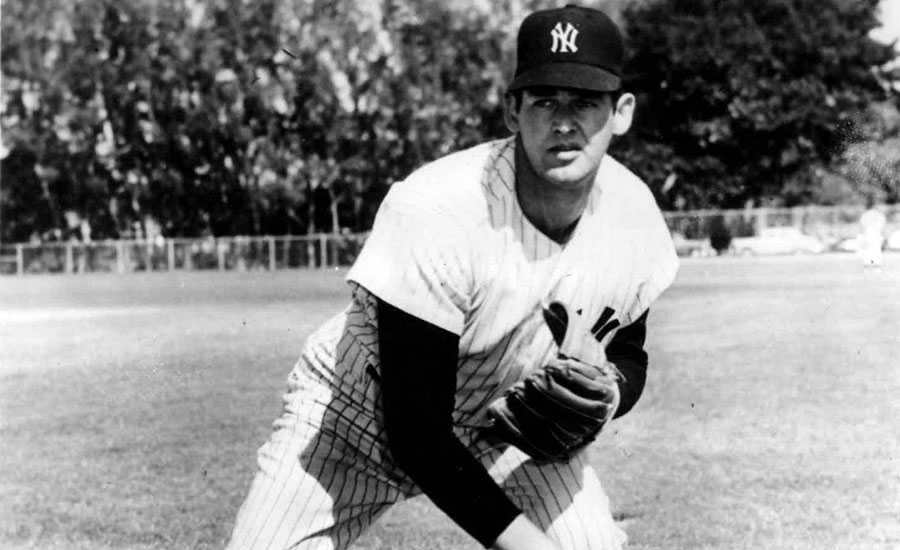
78,243,88,273
755,208,767,234
792,206,803,228
65,242,74,274
116,241,125,273
217,239,226,271
319,234,328,268
167,239,175,271
16,244,24,275
268,236,276,271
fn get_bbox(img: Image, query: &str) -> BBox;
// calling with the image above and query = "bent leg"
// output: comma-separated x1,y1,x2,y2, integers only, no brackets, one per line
480,444,627,550
226,409,405,550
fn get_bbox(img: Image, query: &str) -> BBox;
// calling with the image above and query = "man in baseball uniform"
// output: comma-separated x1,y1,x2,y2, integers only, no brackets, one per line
859,197,886,268
226,5,678,550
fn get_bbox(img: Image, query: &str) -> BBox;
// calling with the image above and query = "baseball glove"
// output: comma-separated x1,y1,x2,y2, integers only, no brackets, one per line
485,355,622,463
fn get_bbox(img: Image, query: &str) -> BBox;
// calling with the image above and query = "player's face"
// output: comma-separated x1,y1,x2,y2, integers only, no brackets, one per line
505,87,634,188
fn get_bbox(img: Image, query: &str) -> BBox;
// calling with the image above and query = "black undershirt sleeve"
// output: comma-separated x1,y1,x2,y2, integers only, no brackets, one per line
376,299,521,548
607,309,650,418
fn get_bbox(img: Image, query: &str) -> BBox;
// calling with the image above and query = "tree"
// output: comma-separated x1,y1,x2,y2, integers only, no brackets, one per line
618,0,897,209
825,98,900,204
1,0,526,240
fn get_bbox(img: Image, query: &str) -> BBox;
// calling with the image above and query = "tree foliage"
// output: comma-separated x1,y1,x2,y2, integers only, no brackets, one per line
1,0,897,243
618,0,897,209
829,99,900,203
1,0,520,241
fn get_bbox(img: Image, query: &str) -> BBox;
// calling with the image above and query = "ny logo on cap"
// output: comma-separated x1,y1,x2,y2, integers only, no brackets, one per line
550,22,579,53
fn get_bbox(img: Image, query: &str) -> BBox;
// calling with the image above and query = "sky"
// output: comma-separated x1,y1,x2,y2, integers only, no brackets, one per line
872,0,900,49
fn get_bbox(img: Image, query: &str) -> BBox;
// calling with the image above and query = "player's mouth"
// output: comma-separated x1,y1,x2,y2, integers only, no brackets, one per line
547,144,582,161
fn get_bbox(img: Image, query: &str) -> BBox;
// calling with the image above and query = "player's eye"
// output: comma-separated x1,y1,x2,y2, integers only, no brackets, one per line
533,98,556,109
574,99,599,110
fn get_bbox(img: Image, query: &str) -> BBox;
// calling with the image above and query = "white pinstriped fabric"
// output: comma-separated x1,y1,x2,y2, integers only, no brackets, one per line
226,137,678,550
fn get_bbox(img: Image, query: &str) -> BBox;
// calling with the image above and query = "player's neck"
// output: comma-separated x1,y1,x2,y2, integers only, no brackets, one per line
514,138,593,244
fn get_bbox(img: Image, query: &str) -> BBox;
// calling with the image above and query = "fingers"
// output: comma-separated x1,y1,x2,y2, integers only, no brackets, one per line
550,356,623,382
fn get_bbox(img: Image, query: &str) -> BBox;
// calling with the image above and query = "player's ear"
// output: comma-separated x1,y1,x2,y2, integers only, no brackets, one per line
611,92,635,136
503,91,520,133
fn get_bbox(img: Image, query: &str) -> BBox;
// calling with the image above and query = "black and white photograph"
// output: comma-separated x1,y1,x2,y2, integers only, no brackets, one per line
1,1,898,549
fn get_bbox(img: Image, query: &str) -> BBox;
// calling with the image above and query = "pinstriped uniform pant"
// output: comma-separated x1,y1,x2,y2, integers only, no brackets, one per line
225,371,627,550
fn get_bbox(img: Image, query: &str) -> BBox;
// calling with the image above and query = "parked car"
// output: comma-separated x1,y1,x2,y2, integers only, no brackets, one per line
885,229,900,251
731,227,826,256
833,229,900,252
830,235,862,253
671,231,716,257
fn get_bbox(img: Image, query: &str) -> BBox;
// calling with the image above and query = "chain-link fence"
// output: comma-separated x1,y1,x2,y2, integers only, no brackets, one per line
0,233,368,275
663,205,896,239
663,204,900,257
2,204,899,274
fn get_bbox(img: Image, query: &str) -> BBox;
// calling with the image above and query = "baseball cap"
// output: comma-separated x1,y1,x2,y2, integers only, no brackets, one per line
508,4,624,93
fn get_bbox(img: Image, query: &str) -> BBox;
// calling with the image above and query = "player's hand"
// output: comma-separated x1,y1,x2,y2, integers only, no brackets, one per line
545,355,621,420
485,355,622,463
491,514,562,550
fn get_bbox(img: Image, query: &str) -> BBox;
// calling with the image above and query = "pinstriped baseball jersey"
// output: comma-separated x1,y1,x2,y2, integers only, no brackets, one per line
342,136,677,428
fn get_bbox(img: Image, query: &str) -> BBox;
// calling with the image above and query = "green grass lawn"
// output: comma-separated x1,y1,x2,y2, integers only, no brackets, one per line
1,255,898,550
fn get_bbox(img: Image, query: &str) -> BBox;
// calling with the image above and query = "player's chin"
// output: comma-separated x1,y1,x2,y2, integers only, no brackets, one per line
543,160,595,185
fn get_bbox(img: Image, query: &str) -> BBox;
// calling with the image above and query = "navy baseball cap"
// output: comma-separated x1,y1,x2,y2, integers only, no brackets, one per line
508,4,624,93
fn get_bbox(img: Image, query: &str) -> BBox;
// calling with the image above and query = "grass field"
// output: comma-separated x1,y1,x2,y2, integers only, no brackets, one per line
1,254,899,550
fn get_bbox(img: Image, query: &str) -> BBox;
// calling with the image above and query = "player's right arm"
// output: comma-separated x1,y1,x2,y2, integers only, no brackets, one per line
378,299,559,549
349,174,559,549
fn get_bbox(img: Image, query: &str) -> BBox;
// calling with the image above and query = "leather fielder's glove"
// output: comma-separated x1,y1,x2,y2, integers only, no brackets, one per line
485,356,623,463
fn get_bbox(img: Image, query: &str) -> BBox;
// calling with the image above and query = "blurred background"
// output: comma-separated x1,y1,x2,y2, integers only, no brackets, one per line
1,0,899,274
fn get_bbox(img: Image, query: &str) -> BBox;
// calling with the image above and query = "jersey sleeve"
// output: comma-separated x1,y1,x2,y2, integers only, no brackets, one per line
611,172,678,321
347,185,473,335
633,198,679,317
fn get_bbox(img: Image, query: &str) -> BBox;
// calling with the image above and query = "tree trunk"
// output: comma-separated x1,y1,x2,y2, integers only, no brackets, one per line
243,173,262,236
41,180,63,237
329,188,339,234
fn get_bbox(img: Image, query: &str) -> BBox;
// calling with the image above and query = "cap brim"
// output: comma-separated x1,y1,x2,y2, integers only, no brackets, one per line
508,63,621,92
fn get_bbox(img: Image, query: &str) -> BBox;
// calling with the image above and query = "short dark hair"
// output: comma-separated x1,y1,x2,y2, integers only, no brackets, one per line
508,86,623,112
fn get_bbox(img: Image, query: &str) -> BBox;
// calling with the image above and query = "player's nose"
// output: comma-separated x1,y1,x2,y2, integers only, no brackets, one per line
552,124,578,136
551,104,579,134
551,115,577,134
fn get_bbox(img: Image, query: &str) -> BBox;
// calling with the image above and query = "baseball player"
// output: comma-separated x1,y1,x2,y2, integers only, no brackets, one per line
226,6,678,550
859,198,886,267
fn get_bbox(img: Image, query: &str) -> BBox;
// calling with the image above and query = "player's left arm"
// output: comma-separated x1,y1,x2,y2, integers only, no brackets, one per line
606,309,649,418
